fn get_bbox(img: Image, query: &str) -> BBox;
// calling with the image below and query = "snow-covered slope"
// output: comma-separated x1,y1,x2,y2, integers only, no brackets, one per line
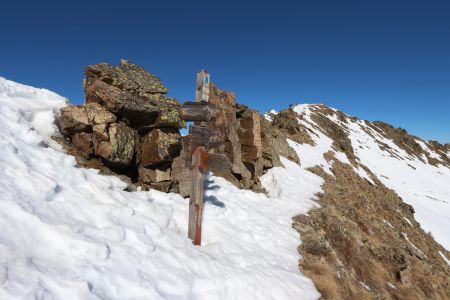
291,104,450,251
0,77,321,299
1,77,448,299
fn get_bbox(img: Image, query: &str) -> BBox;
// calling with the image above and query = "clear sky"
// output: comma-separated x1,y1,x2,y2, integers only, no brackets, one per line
1,0,449,142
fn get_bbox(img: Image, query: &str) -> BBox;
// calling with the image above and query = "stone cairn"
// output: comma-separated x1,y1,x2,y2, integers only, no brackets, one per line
55,60,298,196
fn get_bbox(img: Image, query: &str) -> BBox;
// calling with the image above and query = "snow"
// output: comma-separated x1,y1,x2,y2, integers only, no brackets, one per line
403,217,414,228
416,139,443,161
0,77,321,299
383,219,395,229
438,251,450,266
291,105,375,184
344,115,450,250
288,106,339,175
401,233,424,256
387,282,396,289
263,109,278,122
359,281,371,291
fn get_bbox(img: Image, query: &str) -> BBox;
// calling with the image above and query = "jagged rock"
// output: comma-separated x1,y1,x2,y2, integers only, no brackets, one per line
92,124,109,153
72,132,93,158
171,141,191,197
208,84,251,182
237,108,262,162
57,106,90,135
84,60,168,95
97,123,136,166
85,102,116,125
84,78,182,129
140,129,181,166
272,109,314,145
84,79,160,127
260,117,298,167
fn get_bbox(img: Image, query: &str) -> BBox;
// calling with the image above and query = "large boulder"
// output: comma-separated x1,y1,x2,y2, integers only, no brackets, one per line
84,60,182,130
72,132,93,158
84,60,168,96
140,129,181,166
96,123,136,166
84,79,160,127
57,106,90,136
85,102,116,125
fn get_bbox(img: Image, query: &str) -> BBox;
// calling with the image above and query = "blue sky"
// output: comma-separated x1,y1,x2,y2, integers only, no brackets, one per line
1,0,449,142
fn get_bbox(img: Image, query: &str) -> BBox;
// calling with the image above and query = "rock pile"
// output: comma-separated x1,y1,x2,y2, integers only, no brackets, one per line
55,60,295,196
56,60,183,193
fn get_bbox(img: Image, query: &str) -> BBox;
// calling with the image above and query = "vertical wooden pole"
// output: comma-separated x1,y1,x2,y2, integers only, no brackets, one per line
188,145,207,245
188,70,210,245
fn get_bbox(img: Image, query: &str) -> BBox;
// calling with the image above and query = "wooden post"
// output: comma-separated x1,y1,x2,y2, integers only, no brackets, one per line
188,70,210,245
188,145,207,245
184,70,231,246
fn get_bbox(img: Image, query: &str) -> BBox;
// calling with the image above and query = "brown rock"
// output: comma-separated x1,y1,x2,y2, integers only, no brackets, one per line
84,78,182,129
85,102,116,125
57,106,90,136
171,139,191,197
84,61,168,95
140,129,181,167
148,181,172,193
237,109,262,162
139,166,171,183
96,140,112,159
92,124,109,153
72,132,93,158
208,84,250,181
84,79,160,127
260,117,298,168
97,123,136,166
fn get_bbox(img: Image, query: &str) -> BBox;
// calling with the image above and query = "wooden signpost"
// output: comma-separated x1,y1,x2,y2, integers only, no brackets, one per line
179,70,231,245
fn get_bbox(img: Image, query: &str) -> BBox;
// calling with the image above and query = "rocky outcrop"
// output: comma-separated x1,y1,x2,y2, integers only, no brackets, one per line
56,60,183,192
55,60,290,195
206,85,301,191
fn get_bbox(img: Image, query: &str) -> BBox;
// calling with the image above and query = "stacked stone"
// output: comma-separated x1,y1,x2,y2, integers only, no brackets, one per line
57,60,183,192
55,60,297,196
205,84,298,191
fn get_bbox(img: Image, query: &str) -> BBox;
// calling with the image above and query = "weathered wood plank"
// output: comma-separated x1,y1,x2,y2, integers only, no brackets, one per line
187,145,207,245
189,124,214,138
188,125,223,148
180,102,216,122
205,153,232,173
